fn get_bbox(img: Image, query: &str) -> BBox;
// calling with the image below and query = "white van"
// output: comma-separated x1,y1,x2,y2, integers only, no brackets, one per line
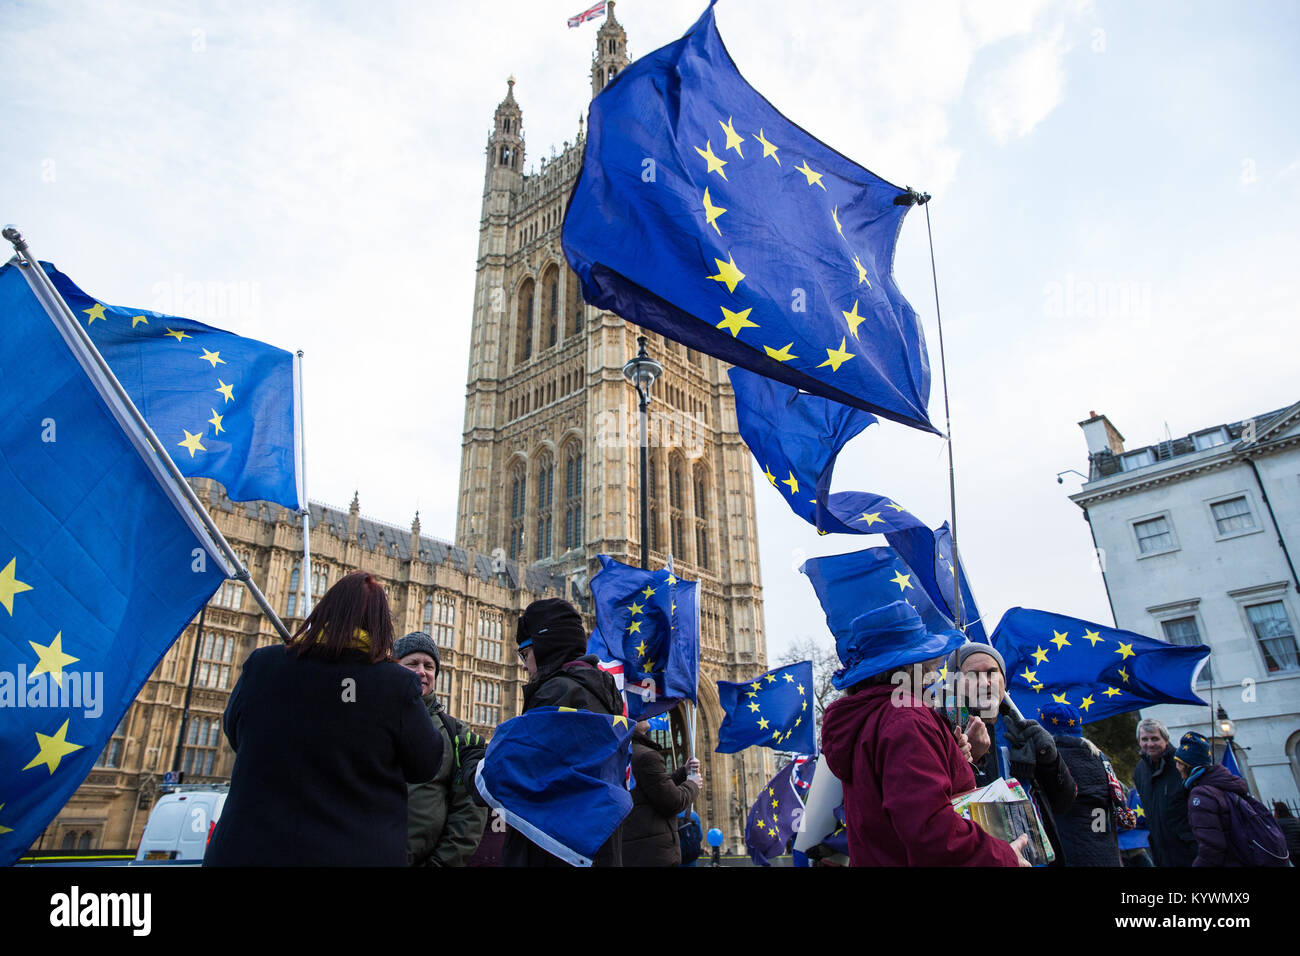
134,786,228,862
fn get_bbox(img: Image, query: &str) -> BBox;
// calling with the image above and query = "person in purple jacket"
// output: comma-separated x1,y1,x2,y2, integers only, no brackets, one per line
1176,731,1259,867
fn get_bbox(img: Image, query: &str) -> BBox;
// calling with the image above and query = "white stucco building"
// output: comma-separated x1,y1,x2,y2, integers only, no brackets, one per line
1069,401,1300,807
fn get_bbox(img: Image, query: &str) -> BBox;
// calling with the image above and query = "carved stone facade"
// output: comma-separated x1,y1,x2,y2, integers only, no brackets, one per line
454,4,771,846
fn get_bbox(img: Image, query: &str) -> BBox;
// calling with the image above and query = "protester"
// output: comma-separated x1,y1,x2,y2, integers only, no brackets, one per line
949,642,1077,866
205,571,441,866
621,719,702,866
1038,701,1126,866
1176,732,1290,867
465,597,626,866
1133,717,1196,866
1274,802,1300,861
395,631,489,866
820,602,1030,866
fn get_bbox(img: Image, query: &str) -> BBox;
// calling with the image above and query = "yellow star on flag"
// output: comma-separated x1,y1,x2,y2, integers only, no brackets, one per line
889,570,912,591
0,803,11,835
612,715,629,729
635,640,647,656
763,342,797,362
1103,686,1121,698
783,673,795,683
1135,805,1145,818
694,140,728,179
794,159,825,189
762,464,777,486
797,684,805,695
857,512,883,526
702,188,727,235
841,300,868,339
851,255,871,287
1083,629,1104,646
626,601,644,615
200,348,226,368
1051,630,1071,650
764,674,777,683
131,315,148,328
751,681,762,691
746,691,757,698
641,586,656,599
716,305,757,337
772,730,781,740
666,572,677,586
780,471,799,495
208,409,225,435
832,206,844,237
178,430,206,457
1,558,35,616
885,502,907,512
29,632,79,687
754,128,780,165
1116,642,1135,660
83,302,107,324
1019,667,1037,684
22,719,84,775
1031,646,1050,665
1052,692,1071,705
626,620,643,636
708,253,745,293
817,337,855,372
748,701,760,713
1117,666,1129,683
757,717,770,730
718,116,744,157
165,327,190,342
215,380,235,403
1079,694,1095,713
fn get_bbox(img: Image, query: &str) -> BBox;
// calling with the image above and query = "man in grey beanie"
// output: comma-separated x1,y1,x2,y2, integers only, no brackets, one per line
395,631,488,866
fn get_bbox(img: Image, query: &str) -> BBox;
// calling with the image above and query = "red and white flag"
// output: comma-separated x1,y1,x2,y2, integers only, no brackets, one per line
567,1,606,28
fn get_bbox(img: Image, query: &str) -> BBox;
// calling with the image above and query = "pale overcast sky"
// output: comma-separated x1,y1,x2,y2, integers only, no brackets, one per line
3,0,1297,663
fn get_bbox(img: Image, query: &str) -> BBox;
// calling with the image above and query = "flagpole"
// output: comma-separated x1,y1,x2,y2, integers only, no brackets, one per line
898,192,964,632
4,227,292,642
293,350,313,616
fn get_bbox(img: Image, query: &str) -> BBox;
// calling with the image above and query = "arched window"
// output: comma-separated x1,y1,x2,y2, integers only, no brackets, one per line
509,462,527,561
516,278,535,365
566,267,584,338
669,456,685,559
535,453,554,560
286,561,301,618
543,266,559,348
694,466,711,570
647,458,660,553
564,442,583,551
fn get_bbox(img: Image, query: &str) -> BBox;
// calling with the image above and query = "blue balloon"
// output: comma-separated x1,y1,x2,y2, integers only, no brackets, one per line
706,827,724,848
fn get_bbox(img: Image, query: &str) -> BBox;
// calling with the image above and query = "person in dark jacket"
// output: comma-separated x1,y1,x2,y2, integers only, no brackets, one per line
395,631,488,866
1274,802,1300,861
205,571,441,867
1133,717,1196,866
1039,701,1122,866
949,642,1077,867
820,602,1029,867
1176,731,1256,867
622,720,701,866
466,597,626,867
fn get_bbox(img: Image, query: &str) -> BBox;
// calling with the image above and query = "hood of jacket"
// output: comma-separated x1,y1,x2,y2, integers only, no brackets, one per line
522,653,622,714
1186,763,1248,796
820,685,900,784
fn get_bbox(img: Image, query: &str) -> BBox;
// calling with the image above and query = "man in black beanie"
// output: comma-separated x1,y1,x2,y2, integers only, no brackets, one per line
468,597,626,866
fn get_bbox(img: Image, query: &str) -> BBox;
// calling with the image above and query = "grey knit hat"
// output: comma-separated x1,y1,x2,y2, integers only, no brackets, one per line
946,641,1006,678
393,631,440,673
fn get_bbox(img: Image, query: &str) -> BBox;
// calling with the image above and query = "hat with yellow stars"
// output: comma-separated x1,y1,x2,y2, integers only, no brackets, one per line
1038,701,1083,737
1175,731,1212,769
832,601,965,690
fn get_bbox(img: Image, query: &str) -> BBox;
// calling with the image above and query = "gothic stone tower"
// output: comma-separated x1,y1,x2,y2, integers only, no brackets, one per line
454,2,771,848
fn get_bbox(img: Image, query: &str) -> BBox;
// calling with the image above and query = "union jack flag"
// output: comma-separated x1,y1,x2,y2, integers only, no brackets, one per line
567,1,605,28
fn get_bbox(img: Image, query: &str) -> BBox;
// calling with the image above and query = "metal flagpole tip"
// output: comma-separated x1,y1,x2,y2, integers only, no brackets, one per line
892,188,931,207
3,225,29,253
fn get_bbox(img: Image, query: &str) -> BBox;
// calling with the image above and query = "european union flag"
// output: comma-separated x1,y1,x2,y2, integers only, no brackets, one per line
36,262,301,509
563,3,935,433
992,608,1210,724
886,521,987,642
0,264,228,866
588,555,699,719
716,661,815,754
800,546,958,645
729,367,928,536
1118,787,1149,852
472,707,634,867
745,756,809,866
1221,742,1242,778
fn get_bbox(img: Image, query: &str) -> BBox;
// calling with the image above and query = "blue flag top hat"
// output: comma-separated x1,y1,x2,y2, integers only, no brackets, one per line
1176,731,1213,769
831,600,965,690
1038,701,1083,737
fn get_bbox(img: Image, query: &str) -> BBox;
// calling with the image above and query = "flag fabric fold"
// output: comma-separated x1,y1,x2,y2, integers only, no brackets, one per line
563,3,935,431
886,521,987,642
39,262,300,509
992,608,1210,724
716,661,816,754
0,265,228,866
745,755,813,866
472,707,634,866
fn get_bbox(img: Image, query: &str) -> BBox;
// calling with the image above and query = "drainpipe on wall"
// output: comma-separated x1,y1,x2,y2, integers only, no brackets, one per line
1244,457,1300,593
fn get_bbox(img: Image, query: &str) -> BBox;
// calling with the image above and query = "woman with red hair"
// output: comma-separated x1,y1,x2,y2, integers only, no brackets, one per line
205,571,442,866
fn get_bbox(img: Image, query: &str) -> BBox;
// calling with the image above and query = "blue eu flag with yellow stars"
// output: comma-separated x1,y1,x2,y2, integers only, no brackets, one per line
745,756,810,866
801,546,958,645
886,521,987,643
472,707,634,867
729,367,928,537
992,608,1210,724
588,555,699,719
0,264,228,866
37,262,301,509
716,661,815,754
563,2,935,433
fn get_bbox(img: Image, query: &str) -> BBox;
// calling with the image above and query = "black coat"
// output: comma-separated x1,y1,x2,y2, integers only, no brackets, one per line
501,655,627,867
1052,737,1122,866
1133,744,1197,867
205,645,442,867
622,732,698,867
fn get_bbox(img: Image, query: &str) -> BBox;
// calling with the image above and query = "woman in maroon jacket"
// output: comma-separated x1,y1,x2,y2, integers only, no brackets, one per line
820,601,1029,867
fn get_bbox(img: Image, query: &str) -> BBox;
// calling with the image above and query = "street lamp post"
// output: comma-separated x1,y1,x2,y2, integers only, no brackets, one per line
622,335,663,570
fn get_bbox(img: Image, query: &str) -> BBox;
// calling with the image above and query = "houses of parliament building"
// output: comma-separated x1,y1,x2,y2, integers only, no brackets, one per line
43,4,773,858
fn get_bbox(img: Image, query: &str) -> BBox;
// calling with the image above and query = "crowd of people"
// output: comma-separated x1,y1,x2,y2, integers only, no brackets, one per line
202,571,1292,868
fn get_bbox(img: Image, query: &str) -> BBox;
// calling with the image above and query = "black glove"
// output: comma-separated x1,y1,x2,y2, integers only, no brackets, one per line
1003,709,1057,767
453,731,486,786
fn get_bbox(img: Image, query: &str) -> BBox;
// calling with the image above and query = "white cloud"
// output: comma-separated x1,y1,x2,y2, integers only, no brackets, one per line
975,23,1068,145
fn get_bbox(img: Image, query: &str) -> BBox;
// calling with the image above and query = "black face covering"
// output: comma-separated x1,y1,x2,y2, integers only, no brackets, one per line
518,598,587,672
